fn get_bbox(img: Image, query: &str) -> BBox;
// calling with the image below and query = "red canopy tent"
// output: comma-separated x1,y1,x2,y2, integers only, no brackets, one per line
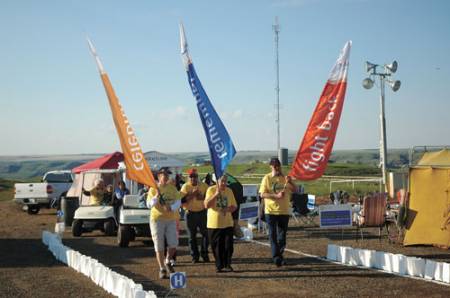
72,152,124,174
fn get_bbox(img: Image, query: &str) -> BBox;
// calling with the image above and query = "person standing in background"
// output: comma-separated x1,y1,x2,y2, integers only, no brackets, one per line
180,168,210,263
204,175,237,273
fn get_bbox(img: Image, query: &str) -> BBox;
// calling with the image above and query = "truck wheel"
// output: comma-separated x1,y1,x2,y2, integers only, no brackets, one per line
118,225,131,247
104,219,115,236
27,205,40,215
72,219,83,237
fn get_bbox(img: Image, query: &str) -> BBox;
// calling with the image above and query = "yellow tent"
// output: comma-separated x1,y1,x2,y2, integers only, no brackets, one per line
416,149,450,166
403,149,450,247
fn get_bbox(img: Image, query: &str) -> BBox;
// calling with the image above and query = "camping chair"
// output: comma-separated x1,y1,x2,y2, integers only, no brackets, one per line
355,193,387,241
291,193,318,226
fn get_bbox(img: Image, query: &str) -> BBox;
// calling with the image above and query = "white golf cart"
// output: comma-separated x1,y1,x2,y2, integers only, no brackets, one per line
117,194,151,247
70,169,122,237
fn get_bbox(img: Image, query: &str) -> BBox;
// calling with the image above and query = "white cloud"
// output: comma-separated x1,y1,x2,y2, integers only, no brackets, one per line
159,105,190,120
232,109,243,119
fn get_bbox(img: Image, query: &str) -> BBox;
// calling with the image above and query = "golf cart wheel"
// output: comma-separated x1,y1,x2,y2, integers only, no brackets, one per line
118,225,131,247
27,205,40,215
72,219,83,237
130,228,136,242
104,219,116,236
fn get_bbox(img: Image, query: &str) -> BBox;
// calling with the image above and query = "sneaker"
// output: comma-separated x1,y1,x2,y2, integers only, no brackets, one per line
216,267,224,273
274,257,282,267
165,261,175,273
201,255,210,263
159,269,168,279
192,258,199,264
224,265,234,272
281,257,287,265
165,258,176,267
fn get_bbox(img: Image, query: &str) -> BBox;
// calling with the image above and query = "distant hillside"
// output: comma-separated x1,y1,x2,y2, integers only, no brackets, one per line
330,149,410,168
0,154,101,180
172,149,410,168
0,149,409,181
0,178,16,201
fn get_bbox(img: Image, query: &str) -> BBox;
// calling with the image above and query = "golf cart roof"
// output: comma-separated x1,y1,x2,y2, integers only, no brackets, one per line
80,169,124,174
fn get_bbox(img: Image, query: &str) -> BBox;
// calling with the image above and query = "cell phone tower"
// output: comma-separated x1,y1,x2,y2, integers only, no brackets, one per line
273,16,280,152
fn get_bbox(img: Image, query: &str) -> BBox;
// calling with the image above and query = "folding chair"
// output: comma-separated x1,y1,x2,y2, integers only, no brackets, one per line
355,193,387,241
291,193,317,226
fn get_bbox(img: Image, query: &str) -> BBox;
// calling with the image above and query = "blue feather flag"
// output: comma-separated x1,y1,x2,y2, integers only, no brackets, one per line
180,23,236,179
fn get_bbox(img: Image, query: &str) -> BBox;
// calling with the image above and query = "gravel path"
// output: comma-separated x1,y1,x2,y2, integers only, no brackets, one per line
1,200,450,297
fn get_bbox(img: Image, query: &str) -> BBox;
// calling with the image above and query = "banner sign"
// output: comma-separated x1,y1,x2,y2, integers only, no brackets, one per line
319,204,353,228
239,201,259,221
290,41,352,181
87,38,157,189
180,23,236,179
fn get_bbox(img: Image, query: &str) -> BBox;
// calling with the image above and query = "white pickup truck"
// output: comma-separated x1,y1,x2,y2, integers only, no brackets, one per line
14,171,74,214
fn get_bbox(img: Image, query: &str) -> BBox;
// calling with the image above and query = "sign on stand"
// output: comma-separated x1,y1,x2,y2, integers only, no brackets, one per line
170,272,186,289
239,202,259,221
319,204,353,228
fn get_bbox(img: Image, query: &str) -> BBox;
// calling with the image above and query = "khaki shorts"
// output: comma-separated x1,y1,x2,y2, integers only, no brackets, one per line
150,219,178,252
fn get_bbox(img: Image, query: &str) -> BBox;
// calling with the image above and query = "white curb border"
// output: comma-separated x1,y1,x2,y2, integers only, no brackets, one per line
250,240,450,287
42,231,157,298
327,244,450,284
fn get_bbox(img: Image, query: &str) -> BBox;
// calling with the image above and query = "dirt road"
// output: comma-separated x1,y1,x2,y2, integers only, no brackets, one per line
0,201,112,298
1,200,450,297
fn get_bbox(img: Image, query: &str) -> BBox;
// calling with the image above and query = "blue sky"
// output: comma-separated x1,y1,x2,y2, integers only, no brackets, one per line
1,0,449,155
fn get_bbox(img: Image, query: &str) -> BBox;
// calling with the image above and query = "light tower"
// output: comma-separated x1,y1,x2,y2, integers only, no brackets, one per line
362,61,401,190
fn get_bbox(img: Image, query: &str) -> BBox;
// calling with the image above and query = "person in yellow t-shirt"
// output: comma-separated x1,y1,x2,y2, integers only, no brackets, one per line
82,179,105,206
259,157,297,267
180,168,210,263
204,175,237,273
147,167,181,279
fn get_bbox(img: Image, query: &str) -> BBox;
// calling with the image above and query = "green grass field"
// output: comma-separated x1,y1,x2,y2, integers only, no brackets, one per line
0,178,15,202
182,162,382,196
0,161,383,201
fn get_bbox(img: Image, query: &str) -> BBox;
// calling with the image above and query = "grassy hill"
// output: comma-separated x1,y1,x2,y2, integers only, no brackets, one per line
0,178,15,202
0,149,405,182
171,148,410,167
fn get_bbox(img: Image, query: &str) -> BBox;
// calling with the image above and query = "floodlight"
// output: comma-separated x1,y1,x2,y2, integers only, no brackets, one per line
363,59,401,190
362,77,374,89
366,61,377,73
388,80,401,92
385,61,398,73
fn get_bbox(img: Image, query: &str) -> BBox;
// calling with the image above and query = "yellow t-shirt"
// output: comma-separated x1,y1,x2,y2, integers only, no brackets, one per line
180,181,208,212
259,173,291,215
88,188,104,206
205,186,237,229
148,184,181,221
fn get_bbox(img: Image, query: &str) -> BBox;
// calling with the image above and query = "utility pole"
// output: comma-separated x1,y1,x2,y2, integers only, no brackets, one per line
273,17,280,152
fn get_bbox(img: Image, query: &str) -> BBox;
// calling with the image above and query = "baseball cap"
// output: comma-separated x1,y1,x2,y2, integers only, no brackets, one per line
269,157,281,166
187,168,198,176
157,167,172,175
